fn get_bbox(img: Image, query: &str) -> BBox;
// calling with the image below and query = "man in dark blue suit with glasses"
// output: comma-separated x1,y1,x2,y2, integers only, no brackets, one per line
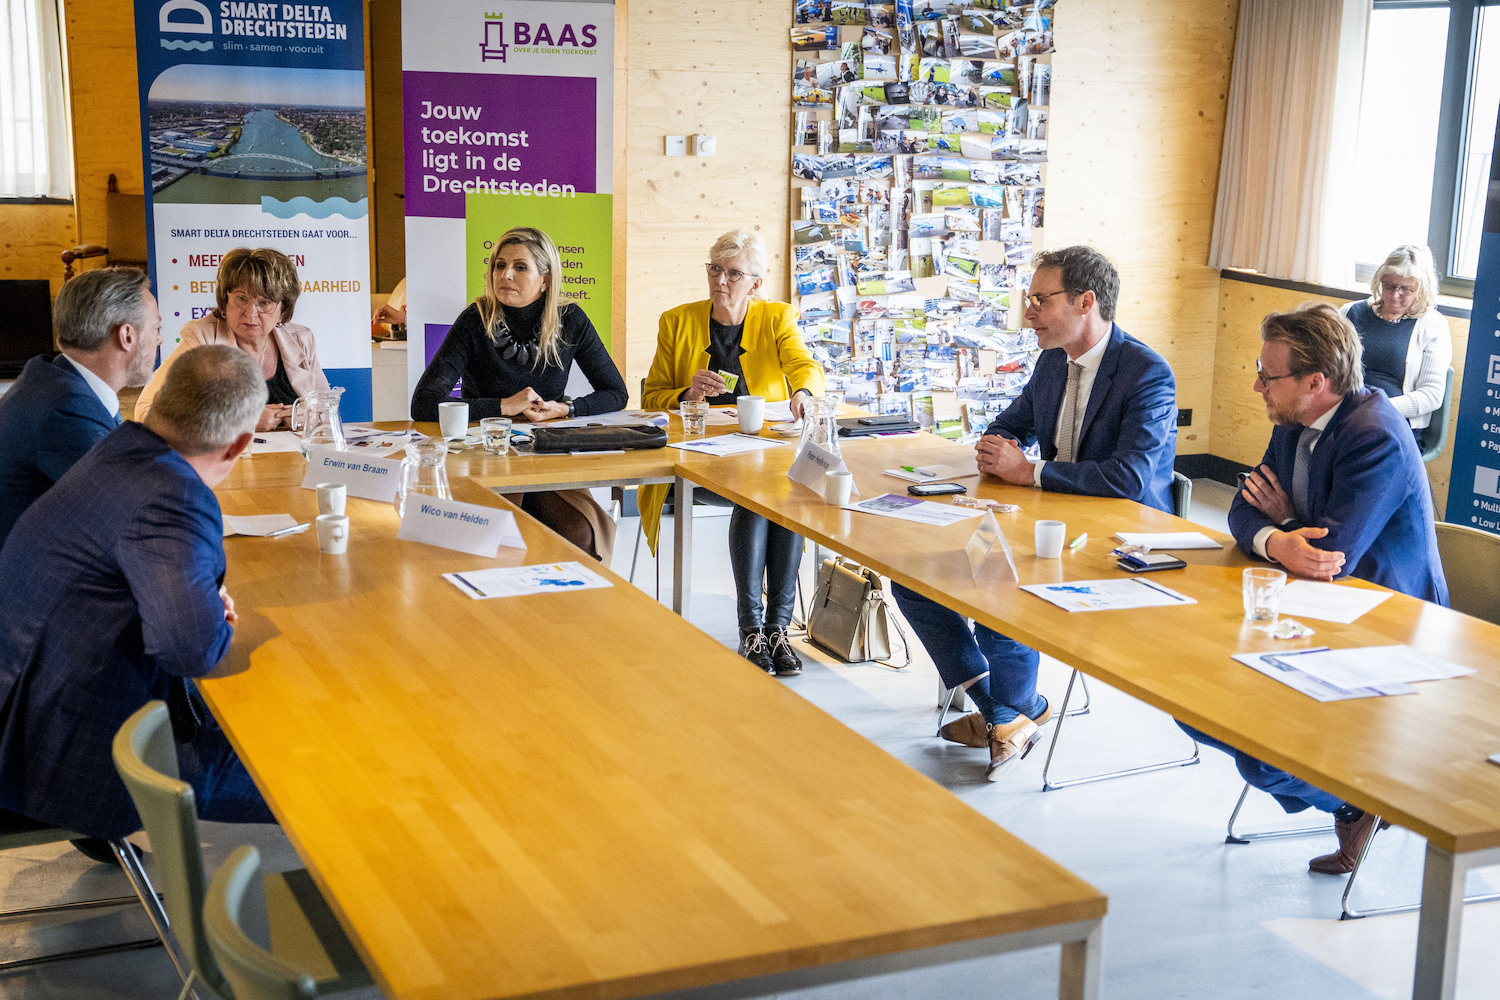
892,245,1178,783
0,267,161,547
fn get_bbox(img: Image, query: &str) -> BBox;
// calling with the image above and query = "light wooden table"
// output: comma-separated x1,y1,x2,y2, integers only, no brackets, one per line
205,473,1107,1000
674,433,1500,1000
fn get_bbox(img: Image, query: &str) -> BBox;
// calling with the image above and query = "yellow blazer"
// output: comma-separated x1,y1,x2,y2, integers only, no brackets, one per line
639,299,825,551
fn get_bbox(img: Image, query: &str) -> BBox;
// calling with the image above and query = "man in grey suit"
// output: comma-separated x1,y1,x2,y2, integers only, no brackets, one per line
0,267,162,546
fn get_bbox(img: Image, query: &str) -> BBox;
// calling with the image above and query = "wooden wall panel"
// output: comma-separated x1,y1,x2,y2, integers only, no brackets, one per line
621,20,792,399
0,203,77,295
61,1,143,247
1046,0,1238,456
1213,276,1468,512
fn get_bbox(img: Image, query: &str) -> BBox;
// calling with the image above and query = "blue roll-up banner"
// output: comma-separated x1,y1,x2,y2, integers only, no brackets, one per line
133,0,373,419
1445,105,1500,533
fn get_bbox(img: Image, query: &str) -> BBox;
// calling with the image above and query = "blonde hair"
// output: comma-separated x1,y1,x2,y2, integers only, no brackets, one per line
1260,302,1365,397
709,228,768,288
476,227,565,369
1368,245,1438,319
213,248,301,322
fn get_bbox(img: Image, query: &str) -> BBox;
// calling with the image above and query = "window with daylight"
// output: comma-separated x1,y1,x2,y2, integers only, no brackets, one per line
1350,0,1500,295
0,0,71,200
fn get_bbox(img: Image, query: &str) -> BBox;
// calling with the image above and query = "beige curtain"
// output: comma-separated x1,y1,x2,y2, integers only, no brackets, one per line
0,0,71,199
1210,0,1369,286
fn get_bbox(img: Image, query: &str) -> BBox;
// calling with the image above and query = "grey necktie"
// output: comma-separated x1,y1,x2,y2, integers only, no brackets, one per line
1056,361,1083,463
1291,426,1320,522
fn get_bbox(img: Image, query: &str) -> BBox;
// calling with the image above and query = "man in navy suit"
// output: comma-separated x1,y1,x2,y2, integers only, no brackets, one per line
1184,302,1447,875
893,246,1178,781
0,266,162,546
0,345,274,842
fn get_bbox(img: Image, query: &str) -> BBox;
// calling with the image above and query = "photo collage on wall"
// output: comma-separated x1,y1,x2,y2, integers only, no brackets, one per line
790,0,1052,436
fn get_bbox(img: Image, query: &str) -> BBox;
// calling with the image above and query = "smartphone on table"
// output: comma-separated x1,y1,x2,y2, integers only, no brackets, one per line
908,482,967,496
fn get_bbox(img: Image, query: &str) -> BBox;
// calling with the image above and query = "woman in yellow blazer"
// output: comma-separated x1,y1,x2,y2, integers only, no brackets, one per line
641,229,825,676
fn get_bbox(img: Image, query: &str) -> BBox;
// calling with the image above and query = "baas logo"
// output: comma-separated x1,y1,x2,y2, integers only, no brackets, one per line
158,0,214,50
480,8,598,62
480,13,507,62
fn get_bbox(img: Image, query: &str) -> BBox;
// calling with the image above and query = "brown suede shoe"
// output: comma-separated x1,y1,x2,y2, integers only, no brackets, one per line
942,698,1052,749
1309,811,1382,875
939,711,989,748
985,716,1041,781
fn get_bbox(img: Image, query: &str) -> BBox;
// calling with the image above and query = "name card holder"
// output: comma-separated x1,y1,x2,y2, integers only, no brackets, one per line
787,442,859,497
398,493,526,557
965,511,1018,581
301,446,402,502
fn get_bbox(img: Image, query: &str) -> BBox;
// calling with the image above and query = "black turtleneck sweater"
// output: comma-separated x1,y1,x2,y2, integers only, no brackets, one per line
411,299,628,421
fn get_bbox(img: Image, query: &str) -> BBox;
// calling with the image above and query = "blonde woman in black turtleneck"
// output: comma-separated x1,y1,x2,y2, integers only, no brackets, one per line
413,226,627,560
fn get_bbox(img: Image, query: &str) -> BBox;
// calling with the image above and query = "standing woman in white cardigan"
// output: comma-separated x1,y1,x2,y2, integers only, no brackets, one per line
1338,245,1452,446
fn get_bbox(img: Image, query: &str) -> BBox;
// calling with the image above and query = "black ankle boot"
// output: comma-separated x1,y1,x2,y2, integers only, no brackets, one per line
766,627,802,676
739,629,774,673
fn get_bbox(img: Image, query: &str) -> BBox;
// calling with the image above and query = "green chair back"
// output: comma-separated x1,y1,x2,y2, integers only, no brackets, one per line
1420,367,1455,463
1170,471,1193,520
112,700,225,995
205,845,317,1000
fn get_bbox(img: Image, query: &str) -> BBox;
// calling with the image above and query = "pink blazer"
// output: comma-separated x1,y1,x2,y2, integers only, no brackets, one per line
134,314,329,421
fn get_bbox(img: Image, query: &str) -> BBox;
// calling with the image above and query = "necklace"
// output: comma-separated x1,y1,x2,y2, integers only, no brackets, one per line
493,320,538,367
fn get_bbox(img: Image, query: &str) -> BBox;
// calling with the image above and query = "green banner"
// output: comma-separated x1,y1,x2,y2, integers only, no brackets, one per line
465,192,614,349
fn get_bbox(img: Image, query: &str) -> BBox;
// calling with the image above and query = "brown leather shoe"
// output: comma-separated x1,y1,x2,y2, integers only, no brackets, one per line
985,716,1041,781
942,697,1052,749
939,711,989,748
1309,811,1381,875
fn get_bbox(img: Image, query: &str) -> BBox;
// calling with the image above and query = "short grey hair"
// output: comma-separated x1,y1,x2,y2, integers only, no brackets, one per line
1369,244,1438,319
53,267,150,352
709,228,768,279
145,345,267,455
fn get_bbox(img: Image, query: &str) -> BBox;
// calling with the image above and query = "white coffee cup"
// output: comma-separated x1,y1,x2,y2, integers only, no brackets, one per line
1034,519,1066,559
315,513,349,555
315,482,347,516
737,395,766,434
438,401,470,440
825,469,854,506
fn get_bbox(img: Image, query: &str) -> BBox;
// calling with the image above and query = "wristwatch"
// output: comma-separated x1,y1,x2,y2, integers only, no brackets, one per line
567,399,577,418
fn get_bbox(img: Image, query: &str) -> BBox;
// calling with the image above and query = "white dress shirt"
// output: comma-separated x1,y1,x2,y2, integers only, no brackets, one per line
1251,400,1341,559
60,353,120,423
1032,332,1110,485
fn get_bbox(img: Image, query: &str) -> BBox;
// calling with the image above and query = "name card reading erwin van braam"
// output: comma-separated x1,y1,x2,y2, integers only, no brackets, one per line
397,493,526,557
301,446,402,502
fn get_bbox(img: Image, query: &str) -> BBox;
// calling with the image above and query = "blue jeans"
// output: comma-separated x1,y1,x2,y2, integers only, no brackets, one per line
177,727,276,826
891,582,1043,725
1176,722,1345,814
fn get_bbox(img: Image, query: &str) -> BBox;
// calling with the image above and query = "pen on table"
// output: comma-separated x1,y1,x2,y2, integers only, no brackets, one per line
902,465,936,477
1068,532,1088,551
1132,577,1188,602
451,573,485,598
263,522,310,538
253,437,268,444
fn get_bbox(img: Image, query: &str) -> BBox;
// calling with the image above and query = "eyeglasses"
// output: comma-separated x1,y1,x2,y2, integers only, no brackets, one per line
1025,288,1073,309
706,263,758,283
1254,359,1307,387
1380,280,1417,297
229,291,280,315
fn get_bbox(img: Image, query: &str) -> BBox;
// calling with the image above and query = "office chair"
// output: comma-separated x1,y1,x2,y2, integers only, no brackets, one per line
1434,521,1500,625
112,701,371,998
1418,368,1455,463
0,812,164,973
204,845,318,1000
